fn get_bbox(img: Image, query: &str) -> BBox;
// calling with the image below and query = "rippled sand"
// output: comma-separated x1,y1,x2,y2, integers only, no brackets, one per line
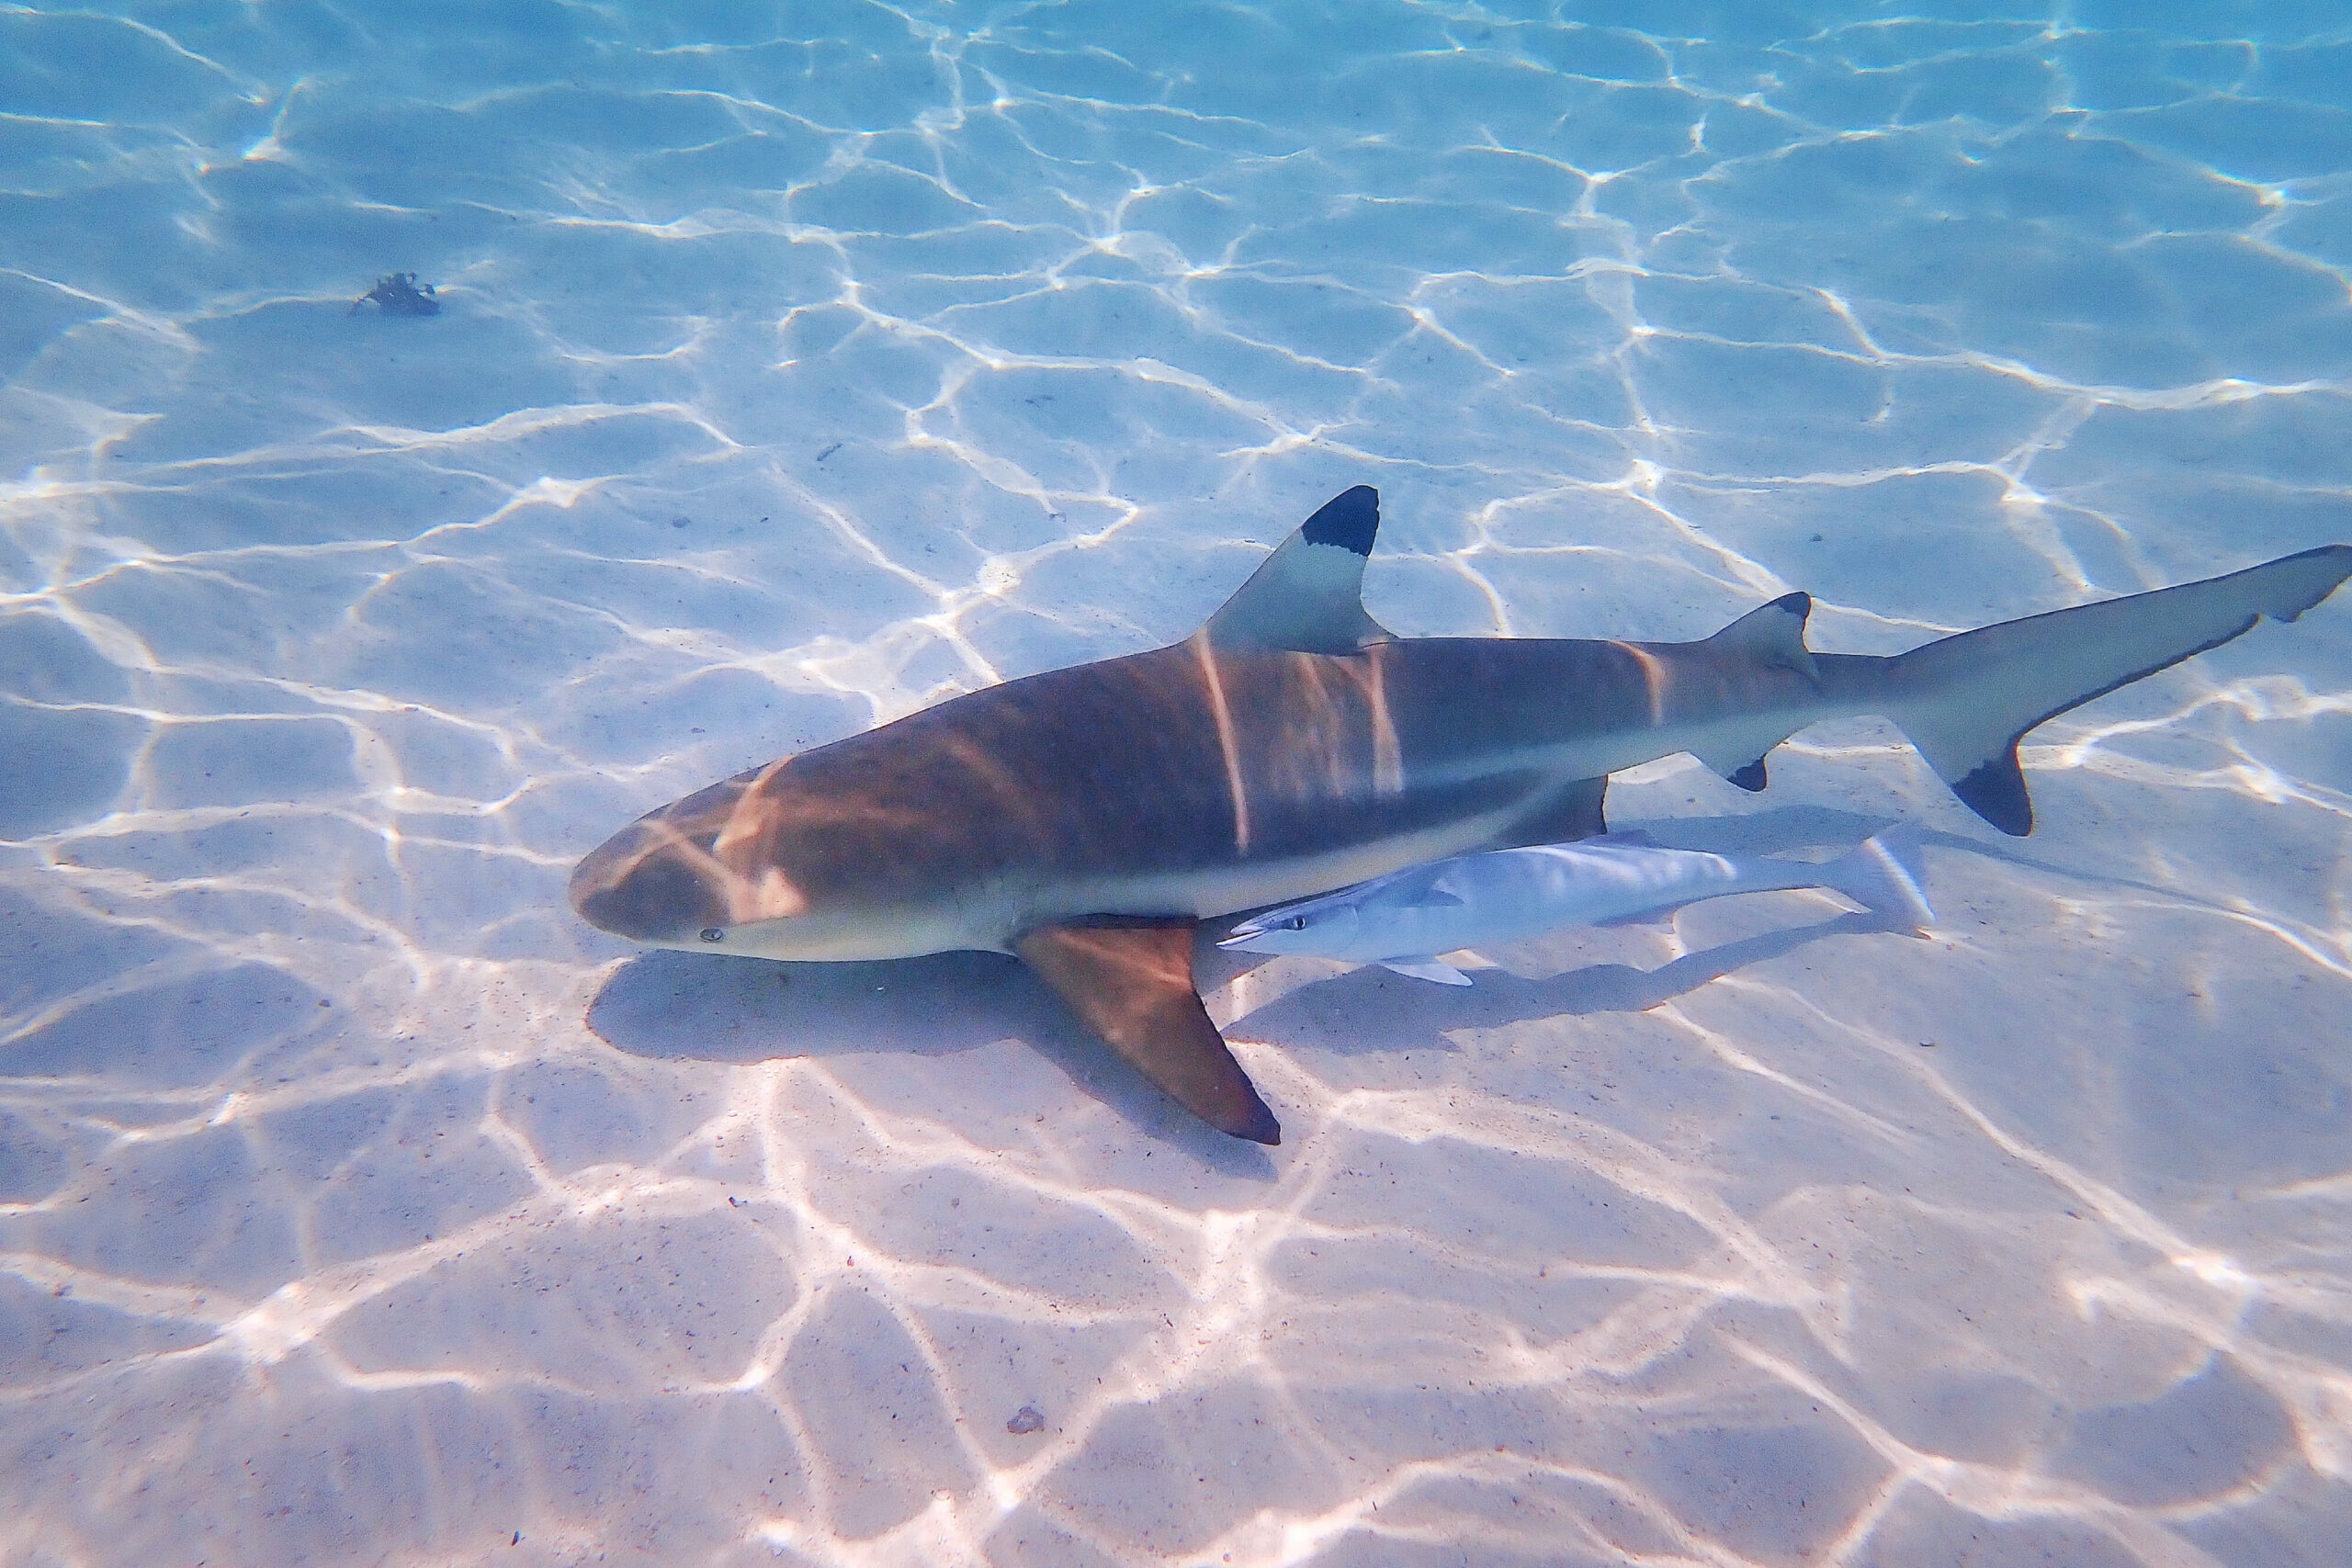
4,4,2349,1564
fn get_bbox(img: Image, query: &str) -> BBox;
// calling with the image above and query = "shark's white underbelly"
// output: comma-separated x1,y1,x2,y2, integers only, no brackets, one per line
711,801,1532,962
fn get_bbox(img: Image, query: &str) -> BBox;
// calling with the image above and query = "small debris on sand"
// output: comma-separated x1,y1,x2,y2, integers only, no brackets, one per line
1005,1406,1045,1436
353,271,440,316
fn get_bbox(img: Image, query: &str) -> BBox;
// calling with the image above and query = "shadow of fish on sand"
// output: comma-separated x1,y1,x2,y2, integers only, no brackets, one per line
586,834,1891,1130
1217,907,1900,1058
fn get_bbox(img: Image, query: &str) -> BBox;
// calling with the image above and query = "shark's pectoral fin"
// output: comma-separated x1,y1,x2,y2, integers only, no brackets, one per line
1016,919,1282,1145
1202,485,1394,654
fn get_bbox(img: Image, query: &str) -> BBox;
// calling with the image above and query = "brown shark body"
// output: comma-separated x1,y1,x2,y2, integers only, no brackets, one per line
570,487,2351,1143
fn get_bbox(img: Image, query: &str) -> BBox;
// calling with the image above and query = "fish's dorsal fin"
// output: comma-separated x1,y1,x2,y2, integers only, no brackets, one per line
1016,919,1281,1144
1201,485,1394,654
1704,592,1819,681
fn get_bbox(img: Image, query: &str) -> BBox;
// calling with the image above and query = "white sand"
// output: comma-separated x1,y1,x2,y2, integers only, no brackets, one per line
2,4,2348,1564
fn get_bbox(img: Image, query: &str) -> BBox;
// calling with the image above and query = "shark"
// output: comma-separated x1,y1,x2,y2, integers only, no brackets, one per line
569,486,2351,1145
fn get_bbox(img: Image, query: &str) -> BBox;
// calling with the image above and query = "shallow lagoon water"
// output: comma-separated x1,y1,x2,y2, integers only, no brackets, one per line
4,3,2351,1563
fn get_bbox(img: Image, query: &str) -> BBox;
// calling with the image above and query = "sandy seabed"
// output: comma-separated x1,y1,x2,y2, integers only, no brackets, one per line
3,3,2350,1564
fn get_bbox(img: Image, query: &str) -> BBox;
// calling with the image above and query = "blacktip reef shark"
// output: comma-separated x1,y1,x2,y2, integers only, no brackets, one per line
570,486,2351,1145
1219,828,1935,987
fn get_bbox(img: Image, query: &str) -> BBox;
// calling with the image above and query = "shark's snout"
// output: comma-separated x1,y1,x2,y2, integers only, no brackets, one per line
568,820,731,944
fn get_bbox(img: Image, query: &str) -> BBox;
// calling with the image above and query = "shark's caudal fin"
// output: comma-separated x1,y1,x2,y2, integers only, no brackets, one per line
1201,485,1395,653
1856,545,2352,834
1822,828,1935,929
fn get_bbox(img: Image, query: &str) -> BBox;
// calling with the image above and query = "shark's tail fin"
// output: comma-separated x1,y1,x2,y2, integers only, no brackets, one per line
1822,828,1934,930
1851,546,2352,835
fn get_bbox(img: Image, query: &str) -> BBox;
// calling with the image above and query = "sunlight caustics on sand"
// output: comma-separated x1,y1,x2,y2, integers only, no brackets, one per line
3,3,2350,1564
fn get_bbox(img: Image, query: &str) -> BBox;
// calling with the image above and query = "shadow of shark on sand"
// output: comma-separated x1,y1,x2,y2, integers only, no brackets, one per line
586,807,2165,1142
585,947,1278,1173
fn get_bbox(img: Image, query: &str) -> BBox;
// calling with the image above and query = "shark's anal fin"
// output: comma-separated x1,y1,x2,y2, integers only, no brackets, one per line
1016,919,1282,1145
1201,485,1394,654
1490,775,1608,850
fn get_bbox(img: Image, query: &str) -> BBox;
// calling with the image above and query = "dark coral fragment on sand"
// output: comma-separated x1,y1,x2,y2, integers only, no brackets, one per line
352,271,440,316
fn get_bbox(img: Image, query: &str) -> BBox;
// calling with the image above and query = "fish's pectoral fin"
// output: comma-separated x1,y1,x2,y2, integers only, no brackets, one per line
1593,905,1680,928
1201,485,1394,654
1380,957,1473,986
1016,918,1282,1144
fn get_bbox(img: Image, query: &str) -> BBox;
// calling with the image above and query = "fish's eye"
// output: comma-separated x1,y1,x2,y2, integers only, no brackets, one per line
1289,916,1306,930
699,927,725,942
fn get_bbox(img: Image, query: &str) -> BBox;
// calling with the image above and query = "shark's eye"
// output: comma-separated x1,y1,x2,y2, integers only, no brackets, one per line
1289,916,1306,930
699,927,725,942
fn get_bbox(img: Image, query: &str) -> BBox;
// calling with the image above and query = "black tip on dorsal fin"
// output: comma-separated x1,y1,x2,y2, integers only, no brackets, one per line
1300,485,1378,557
1729,757,1769,793
1199,486,1391,654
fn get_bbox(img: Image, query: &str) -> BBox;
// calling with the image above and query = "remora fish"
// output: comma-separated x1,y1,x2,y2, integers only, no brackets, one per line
1218,829,1935,986
569,486,2350,1144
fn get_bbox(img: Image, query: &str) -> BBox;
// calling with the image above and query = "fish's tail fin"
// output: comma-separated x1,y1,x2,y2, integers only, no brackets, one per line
1823,828,1934,930
1837,546,2352,835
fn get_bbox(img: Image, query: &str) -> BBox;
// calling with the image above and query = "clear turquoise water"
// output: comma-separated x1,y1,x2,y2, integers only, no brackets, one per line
3,5,2349,1563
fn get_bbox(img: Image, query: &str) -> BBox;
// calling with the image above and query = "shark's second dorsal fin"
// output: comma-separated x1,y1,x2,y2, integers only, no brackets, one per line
1201,485,1394,654
1704,592,1819,681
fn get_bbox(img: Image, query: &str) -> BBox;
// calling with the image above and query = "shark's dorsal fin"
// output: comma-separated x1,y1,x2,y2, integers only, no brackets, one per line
1704,592,1819,681
1201,485,1394,654
1016,919,1281,1144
